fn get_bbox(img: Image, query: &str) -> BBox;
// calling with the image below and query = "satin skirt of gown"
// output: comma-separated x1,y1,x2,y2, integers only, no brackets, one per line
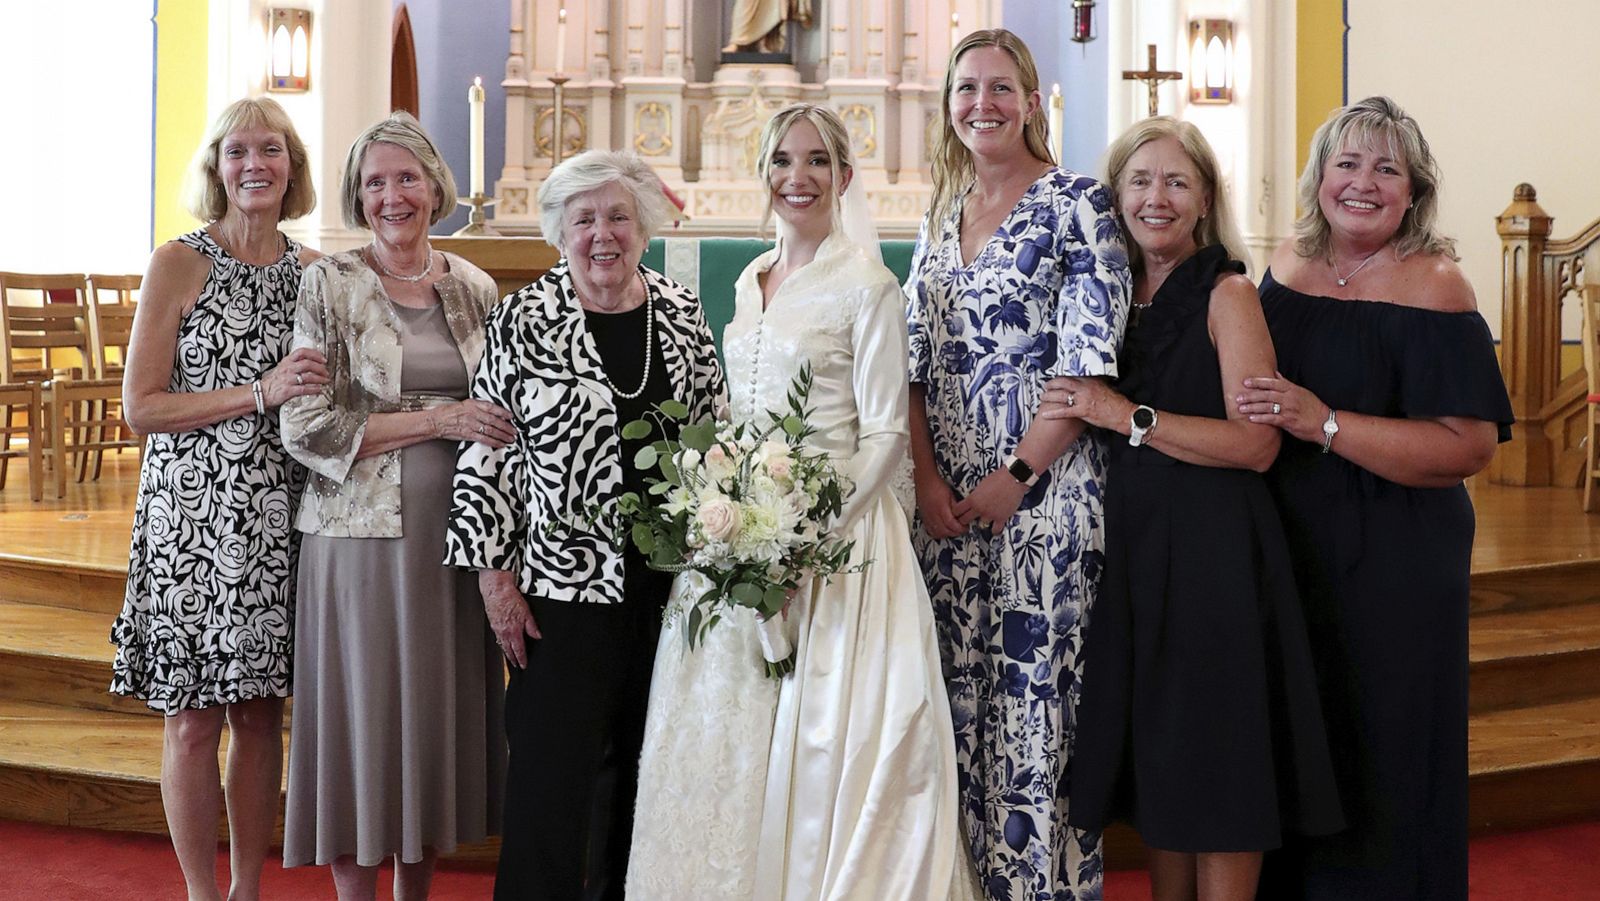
627,488,980,901
753,487,976,901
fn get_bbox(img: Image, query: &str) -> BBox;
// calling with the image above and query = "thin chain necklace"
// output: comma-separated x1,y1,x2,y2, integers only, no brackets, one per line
1331,248,1383,287
594,271,655,400
369,244,435,283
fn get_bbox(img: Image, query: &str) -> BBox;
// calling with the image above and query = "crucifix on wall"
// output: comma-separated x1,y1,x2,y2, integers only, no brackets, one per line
1122,44,1183,117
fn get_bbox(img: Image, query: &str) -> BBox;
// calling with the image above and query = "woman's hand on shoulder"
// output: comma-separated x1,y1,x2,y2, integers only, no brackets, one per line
431,398,516,447
298,246,324,267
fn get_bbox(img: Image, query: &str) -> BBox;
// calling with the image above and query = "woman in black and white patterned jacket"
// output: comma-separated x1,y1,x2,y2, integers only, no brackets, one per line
444,149,724,901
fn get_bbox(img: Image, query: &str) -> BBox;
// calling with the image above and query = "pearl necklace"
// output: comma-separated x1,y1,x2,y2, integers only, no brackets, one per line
594,272,655,400
1331,248,1383,287
370,244,435,283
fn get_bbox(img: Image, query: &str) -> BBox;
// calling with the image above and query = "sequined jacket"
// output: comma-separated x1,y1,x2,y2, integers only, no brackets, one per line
281,250,499,538
443,263,725,604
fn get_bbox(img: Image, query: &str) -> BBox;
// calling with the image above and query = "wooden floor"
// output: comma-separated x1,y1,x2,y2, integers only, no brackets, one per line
1,453,1598,862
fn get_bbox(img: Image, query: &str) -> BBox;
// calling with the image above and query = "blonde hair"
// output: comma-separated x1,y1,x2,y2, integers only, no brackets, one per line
537,150,677,253
339,112,459,230
182,96,315,223
1103,116,1249,275
754,103,855,238
928,29,1055,230
1294,95,1456,261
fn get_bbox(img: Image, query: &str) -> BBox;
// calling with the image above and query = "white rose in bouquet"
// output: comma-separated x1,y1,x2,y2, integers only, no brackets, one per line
697,495,742,543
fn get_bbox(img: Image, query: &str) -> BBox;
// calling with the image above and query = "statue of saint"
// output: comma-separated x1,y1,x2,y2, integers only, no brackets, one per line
723,0,813,54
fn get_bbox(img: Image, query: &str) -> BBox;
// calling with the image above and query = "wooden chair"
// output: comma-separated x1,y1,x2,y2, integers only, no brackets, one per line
86,273,140,380
0,271,135,497
84,273,143,477
1583,286,1600,513
0,381,42,501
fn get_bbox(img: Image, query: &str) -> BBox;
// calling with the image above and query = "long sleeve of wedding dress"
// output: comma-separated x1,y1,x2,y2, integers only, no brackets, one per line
833,277,910,533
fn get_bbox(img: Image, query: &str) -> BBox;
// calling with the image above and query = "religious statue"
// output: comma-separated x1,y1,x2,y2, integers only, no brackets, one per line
723,0,813,54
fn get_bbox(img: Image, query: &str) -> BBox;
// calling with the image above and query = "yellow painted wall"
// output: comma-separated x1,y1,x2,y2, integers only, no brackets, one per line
153,0,209,245
1296,0,1345,178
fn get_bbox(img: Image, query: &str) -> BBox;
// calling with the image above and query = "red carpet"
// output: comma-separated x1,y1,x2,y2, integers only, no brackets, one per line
1,818,1596,899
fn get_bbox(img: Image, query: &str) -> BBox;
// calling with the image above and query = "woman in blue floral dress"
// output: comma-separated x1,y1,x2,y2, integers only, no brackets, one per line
905,29,1131,901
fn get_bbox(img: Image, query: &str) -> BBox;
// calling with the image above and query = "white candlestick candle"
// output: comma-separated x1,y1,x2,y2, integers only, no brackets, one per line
1049,83,1064,165
468,76,485,196
555,7,567,74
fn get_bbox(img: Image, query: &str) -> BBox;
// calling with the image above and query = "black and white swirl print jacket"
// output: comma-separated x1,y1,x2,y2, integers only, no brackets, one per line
444,263,725,604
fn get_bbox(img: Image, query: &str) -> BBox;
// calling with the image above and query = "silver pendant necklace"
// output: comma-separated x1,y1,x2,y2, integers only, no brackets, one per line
1331,249,1382,287
370,244,435,283
595,272,655,401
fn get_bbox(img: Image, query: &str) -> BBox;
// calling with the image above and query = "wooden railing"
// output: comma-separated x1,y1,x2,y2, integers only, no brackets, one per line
1491,184,1600,486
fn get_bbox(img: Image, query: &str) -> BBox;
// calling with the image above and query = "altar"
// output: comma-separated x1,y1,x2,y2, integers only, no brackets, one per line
484,0,985,238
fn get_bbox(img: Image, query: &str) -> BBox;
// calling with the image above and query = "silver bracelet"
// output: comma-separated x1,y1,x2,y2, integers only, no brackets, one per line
251,380,266,415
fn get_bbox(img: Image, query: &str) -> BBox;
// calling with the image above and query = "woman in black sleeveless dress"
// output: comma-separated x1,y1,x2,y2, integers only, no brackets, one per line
1045,118,1341,901
1238,98,1513,900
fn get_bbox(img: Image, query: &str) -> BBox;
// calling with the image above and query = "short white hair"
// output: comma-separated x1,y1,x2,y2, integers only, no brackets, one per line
537,150,676,252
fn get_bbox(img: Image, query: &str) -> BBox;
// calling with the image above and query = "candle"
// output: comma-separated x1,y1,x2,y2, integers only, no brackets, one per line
950,12,960,49
1049,83,1064,165
468,76,485,197
555,7,567,74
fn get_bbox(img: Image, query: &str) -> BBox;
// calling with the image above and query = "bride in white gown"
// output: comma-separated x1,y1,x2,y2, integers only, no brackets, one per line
627,105,973,901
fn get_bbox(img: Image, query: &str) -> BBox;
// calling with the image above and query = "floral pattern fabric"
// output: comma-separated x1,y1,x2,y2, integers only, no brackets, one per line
111,228,308,715
905,169,1130,901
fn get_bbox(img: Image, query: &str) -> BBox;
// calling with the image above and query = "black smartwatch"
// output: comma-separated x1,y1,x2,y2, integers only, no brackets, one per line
1003,453,1039,488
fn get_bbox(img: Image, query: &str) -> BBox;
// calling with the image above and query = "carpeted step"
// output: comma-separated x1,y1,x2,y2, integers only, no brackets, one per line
1468,695,1600,833
1470,603,1600,714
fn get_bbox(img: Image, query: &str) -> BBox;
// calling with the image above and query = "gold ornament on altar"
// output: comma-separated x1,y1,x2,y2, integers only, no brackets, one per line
634,102,674,157
837,104,877,159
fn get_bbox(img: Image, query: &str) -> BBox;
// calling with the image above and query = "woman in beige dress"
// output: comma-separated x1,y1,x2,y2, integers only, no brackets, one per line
279,112,511,901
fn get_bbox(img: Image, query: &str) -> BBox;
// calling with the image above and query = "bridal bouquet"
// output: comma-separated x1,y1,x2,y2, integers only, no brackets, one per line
603,366,858,678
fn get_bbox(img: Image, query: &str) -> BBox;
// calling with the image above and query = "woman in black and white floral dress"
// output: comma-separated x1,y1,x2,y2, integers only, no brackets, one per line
112,96,328,901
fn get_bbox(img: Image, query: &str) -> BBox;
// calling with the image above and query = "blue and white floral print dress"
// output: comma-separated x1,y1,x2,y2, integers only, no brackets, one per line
905,168,1130,901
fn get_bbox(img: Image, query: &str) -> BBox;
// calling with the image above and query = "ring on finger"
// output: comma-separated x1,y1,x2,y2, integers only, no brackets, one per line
295,372,304,386
1271,402,1281,414
1066,394,1077,407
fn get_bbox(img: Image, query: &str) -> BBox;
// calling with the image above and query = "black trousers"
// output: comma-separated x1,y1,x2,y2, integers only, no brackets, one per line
493,576,669,901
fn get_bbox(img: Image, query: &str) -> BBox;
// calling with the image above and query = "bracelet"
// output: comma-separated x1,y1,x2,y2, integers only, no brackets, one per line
251,380,266,416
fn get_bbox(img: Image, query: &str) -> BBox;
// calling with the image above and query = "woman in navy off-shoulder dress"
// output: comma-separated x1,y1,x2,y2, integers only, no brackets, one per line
1237,97,1513,901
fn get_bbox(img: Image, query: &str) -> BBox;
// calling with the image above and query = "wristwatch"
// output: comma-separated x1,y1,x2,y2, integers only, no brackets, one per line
1321,408,1340,454
1003,454,1040,488
1129,405,1158,447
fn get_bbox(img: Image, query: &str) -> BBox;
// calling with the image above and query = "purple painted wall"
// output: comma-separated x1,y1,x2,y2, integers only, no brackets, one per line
395,0,509,234
1002,2,1110,176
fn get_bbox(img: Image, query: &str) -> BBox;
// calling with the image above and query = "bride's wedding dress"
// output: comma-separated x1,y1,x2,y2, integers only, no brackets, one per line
627,232,968,900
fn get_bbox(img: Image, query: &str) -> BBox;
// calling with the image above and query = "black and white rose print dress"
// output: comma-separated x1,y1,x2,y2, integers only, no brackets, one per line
110,228,308,715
